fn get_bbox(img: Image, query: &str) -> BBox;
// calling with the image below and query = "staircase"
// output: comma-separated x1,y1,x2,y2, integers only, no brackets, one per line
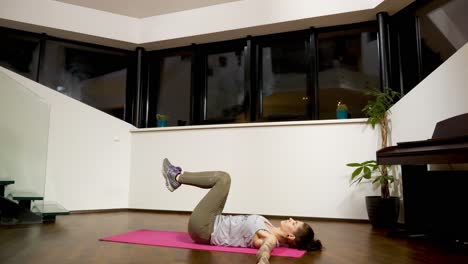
1,68,70,225
0,179,69,224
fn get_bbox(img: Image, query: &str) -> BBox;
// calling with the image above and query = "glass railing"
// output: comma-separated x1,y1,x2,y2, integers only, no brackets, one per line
0,68,49,224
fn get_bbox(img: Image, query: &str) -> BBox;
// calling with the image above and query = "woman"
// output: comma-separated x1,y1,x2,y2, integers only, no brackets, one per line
162,158,322,264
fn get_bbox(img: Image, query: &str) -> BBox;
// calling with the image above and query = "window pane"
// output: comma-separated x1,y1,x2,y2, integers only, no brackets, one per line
318,28,379,120
0,32,39,80
39,40,128,120
417,0,468,78
206,51,245,122
157,54,192,126
261,39,308,121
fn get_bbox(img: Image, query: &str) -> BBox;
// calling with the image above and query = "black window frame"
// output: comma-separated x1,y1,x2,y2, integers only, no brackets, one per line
147,46,195,127
38,36,132,121
315,21,380,119
197,38,250,125
0,26,43,81
3,15,395,128
251,29,318,122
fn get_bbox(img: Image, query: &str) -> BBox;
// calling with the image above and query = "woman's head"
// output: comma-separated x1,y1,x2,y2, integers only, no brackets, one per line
280,218,323,251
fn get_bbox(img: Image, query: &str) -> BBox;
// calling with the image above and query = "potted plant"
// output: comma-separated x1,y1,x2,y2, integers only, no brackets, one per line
336,101,349,119
347,87,401,227
156,114,168,127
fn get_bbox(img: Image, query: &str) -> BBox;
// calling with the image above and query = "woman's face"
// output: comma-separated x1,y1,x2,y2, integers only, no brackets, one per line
280,218,303,235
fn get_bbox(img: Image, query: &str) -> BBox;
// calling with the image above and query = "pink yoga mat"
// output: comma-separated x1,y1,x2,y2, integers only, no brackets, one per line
100,229,305,258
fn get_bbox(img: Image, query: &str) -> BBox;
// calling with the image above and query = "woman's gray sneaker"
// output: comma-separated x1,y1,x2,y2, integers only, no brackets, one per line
162,158,182,192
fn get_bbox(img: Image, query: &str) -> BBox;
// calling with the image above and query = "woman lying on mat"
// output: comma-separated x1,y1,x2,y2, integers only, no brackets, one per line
162,158,322,264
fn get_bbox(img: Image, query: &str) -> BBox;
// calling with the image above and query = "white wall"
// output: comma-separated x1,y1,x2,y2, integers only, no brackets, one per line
129,121,381,220
141,0,377,46
140,0,413,50
390,43,468,144
0,67,135,211
0,0,414,50
0,0,139,49
129,44,468,220
129,42,468,220
3,43,467,218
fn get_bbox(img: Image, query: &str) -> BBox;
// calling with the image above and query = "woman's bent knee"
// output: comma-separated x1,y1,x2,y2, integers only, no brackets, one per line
188,219,211,244
216,171,231,186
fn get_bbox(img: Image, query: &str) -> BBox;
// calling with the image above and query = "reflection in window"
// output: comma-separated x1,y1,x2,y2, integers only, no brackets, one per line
206,51,245,122
39,40,128,120
157,54,192,127
318,28,379,120
260,39,308,121
0,32,40,80
417,0,468,78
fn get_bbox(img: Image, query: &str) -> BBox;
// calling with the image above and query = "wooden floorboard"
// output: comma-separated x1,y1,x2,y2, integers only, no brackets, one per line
1,211,467,264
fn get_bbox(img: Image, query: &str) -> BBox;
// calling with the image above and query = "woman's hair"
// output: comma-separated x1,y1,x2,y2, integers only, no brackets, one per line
290,223,323,251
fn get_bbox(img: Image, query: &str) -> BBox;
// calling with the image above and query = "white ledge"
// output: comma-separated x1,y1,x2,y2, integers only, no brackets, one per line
130,118,368,133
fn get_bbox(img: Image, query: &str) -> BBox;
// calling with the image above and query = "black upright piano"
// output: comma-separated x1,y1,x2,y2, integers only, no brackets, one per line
377,113,468,241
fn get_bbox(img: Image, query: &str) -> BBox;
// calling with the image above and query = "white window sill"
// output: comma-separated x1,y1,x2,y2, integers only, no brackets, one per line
130,118,368,133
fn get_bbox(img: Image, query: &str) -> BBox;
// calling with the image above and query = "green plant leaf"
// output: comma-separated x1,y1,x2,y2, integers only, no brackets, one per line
380,178,387,185
351,167,363,179
362,160,376,165
346,163,362,167
351,178,361,186
372,177,381,184
362,87,401,127
363,167,371,179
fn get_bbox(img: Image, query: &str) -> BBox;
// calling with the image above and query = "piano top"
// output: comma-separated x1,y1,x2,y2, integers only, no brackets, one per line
377,113,468,165
396,135,468,148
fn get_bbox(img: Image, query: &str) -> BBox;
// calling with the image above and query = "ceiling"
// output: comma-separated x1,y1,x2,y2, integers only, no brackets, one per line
53,0,242,18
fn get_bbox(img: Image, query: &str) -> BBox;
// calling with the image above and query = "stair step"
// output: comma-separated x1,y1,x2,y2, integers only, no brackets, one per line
10,191,44,201
0,180,15,197
32,202,69,216
8,191,44,210
32,201,70,222
0,180,15,185
0,197,43,225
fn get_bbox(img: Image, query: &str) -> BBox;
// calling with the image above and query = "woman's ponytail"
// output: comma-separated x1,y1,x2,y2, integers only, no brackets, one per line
307,239,323,251
291,223,323,251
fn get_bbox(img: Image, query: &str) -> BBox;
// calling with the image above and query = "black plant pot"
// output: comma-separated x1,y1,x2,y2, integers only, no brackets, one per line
365,196,400,228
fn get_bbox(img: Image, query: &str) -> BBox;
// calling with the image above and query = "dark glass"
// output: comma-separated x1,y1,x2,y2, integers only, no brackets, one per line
417,0,468,78
39,40,128,119
156,54,192,127
0,32,40,80
205,51,246,122
259,38,308,121
318,28,379,120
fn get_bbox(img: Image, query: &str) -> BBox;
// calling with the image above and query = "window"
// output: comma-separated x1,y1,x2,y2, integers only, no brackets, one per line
39,40,129,120
257,33,310,121
0,29,40,80
154,52,192,127
417,0,468,78
202,42,247,124
318,26,379,119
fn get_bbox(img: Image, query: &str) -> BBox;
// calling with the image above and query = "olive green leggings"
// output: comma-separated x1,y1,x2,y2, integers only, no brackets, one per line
178,171,231,244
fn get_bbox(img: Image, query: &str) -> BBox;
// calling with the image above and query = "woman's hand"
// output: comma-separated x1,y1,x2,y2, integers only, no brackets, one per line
257,255,270,264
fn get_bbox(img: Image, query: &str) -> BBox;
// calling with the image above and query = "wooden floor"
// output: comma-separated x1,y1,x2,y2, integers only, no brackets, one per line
1,211,467,264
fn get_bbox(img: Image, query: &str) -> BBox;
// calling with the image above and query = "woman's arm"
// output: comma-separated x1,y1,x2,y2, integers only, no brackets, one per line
254,230,277,264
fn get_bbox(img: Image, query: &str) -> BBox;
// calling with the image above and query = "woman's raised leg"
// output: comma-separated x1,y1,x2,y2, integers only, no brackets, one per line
162,159,231,244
